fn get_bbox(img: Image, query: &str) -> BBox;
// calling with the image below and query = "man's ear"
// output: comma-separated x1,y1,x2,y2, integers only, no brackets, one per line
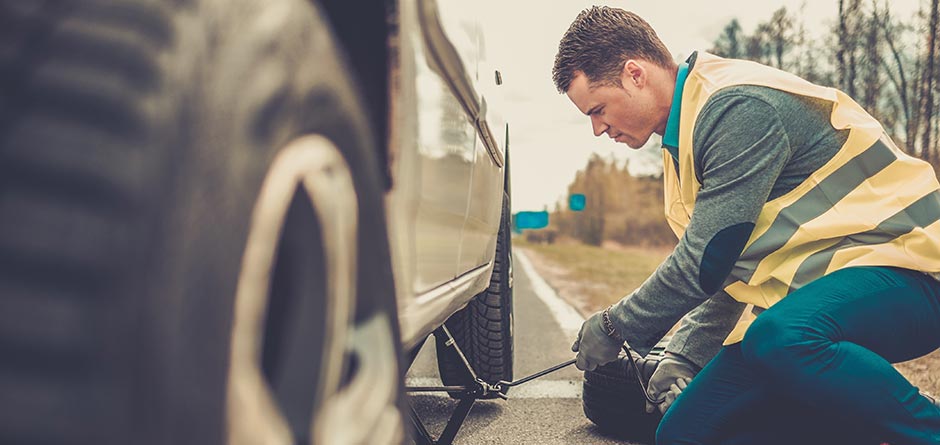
620,59,645,88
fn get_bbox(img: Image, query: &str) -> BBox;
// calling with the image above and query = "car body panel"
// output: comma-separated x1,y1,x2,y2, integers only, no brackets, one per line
458,135,503,274
387,0,508,351
412,57,475,294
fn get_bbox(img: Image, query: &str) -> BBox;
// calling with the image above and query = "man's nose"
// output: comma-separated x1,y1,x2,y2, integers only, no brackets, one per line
591,115,608,137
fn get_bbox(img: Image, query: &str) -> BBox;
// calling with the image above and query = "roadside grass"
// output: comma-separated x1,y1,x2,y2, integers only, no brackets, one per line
514,237,668,314
515,236,940,397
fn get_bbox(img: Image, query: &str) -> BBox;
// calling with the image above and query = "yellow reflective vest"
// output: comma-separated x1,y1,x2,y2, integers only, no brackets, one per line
664,52,940,344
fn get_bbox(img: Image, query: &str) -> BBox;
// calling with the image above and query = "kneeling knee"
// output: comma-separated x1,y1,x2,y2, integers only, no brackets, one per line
741,313,812,368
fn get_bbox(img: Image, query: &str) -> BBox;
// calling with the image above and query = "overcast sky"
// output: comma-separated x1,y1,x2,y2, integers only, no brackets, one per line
484,1,924,212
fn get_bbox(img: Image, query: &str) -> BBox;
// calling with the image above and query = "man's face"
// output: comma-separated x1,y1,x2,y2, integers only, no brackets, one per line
565,63,664,149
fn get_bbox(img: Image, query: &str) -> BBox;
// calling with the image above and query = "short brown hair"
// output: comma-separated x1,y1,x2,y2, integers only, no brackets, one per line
553,7,674,93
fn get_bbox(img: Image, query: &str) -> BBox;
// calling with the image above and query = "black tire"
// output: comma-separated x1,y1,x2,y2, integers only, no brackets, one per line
435,191,514,398
582,340,670,444
0,1,403,444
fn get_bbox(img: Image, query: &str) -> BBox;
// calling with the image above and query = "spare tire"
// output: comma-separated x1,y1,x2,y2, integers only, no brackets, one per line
582,340,670,443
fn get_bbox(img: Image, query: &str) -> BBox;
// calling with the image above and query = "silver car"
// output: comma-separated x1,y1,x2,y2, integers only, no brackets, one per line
0,0,511,444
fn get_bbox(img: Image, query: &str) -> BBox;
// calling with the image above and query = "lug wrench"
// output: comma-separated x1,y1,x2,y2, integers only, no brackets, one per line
491,358,576,394
408,332,666,445
407,358,577,445
407,326,579,445
407,326,578,400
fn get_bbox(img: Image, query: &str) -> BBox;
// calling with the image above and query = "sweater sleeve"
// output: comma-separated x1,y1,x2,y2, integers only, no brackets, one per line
608,92,792,358
665,290,746,368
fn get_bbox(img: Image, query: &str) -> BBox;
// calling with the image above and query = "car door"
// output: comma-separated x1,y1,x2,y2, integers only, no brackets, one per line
433,0,507,273
410,40,477,295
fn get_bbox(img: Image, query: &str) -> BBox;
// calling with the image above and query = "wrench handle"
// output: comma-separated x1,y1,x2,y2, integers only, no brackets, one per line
497,358,577,389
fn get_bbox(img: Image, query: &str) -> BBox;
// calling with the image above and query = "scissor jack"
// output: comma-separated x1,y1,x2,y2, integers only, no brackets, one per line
406,325,576,445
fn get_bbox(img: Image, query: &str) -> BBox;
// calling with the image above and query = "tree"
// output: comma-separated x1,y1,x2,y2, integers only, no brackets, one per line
551,155,675,247
874,0,918,149
792,3,815,81
836,0,864,97
766,7,795,69
745,22,773,64
707,0,940,172
567,154,607,246
712,19,743,59
921,0,939,165
860,2,883,116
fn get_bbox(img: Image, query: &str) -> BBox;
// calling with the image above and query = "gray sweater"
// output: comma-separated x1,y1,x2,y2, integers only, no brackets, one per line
609,84,850,367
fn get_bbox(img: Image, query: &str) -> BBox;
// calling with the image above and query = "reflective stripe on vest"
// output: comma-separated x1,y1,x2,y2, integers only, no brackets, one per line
663,52,940,344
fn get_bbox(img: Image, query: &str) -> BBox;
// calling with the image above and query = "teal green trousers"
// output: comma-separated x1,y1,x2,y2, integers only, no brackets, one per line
657,266,940,445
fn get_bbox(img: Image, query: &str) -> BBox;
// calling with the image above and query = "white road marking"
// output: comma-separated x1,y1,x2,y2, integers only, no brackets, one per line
514,250,585,340
405,252,588,401
406,377,583,399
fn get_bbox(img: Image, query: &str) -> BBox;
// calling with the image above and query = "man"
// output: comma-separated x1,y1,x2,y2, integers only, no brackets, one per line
555,6,940,445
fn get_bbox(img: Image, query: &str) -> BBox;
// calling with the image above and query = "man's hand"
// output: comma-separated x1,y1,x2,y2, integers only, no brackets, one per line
572,310,623,371
644,353,699,415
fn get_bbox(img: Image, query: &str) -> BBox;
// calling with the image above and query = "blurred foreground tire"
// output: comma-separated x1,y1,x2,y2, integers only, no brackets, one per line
0,1,404,444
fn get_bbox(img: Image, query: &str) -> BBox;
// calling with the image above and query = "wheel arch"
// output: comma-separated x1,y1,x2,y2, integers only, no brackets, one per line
317,0,393,190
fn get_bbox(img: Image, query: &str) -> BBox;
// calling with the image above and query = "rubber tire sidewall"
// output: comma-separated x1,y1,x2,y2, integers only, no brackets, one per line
151,3,404,443
0,1,403,444
435,192,514,396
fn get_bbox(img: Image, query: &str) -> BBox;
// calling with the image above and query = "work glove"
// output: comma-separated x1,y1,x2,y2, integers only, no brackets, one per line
644,353,699,415
572,310,623,371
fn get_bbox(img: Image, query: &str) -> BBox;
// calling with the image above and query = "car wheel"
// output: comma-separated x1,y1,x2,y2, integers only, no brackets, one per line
435,191,514,398
0,1,404,444
582,340,670,443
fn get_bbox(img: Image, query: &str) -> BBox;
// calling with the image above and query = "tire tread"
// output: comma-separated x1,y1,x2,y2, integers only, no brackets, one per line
0,2,172,443
436,192,513,394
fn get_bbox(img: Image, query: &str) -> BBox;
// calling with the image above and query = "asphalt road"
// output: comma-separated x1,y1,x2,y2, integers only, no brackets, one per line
405,251,646,445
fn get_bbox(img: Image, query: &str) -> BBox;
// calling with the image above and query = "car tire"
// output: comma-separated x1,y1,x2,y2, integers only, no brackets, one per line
0,1,403,444
435,191,514,398
582,340,670,443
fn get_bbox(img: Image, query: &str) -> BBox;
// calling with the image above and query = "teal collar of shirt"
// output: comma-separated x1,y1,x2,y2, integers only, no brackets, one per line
663,52,699,161
662,61,690,162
